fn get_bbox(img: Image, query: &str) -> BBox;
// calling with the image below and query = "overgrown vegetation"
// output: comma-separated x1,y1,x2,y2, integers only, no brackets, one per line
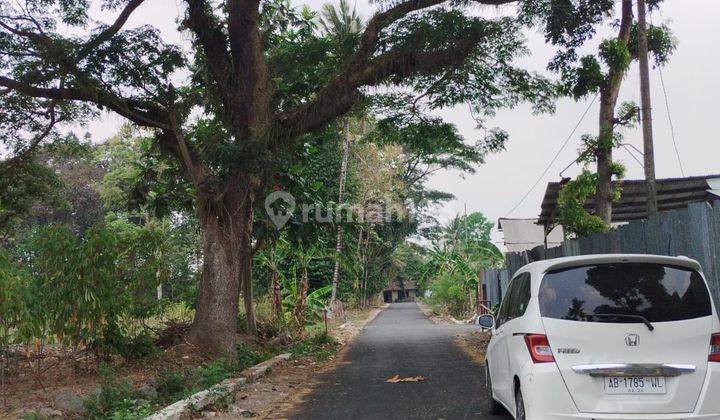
531,0,676,236
0,0,678,415
421,213,503,319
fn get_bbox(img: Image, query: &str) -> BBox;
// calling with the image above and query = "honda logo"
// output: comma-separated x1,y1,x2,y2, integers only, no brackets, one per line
625,334,640,347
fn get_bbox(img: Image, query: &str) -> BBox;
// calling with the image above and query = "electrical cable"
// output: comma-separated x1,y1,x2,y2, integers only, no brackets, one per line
658,66,685,176
503,93,598,218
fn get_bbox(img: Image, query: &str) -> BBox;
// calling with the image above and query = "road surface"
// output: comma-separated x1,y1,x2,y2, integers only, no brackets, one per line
292,303,512,419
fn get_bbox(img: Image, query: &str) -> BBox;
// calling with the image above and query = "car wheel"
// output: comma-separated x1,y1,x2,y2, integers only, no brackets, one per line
515,386,526,420
485,363,504,415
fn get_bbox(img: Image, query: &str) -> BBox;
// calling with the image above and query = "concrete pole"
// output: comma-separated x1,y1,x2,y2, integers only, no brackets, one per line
637,0,659,218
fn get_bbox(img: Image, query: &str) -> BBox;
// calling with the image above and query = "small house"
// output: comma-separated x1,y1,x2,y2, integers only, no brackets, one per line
383,280,418,303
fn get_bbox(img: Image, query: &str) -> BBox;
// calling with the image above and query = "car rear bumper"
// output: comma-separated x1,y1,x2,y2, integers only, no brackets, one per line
520,362,720,420
546,414,720,419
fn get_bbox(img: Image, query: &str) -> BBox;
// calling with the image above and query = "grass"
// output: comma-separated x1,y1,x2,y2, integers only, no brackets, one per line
290,332,340,362
83,341,281,419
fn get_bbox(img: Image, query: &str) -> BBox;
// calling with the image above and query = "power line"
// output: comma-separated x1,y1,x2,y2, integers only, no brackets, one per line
650,10,684,176
504,93,598,218
621,144,644,169
658,66,685,176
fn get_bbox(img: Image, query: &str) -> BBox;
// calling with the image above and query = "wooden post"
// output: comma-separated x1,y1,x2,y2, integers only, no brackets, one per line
637,0,659,218
324,308,329,336
476,270,484,315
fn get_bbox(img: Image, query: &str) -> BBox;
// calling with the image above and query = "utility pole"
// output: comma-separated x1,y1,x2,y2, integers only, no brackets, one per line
637,0,659,218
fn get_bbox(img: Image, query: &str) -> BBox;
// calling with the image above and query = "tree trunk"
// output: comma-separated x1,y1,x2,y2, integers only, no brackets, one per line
240,238,256,337
189,180,257,355
595,103,615,224
189,214,242,355
295,267,309,324
330,117,351,311
360,231,370,307
594,0,634,225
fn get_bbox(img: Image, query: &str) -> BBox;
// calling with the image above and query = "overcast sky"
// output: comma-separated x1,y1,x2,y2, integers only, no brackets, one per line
82,0,720,247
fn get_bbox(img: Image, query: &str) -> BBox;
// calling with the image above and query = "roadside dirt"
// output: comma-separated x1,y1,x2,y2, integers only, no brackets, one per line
1,334,265,419
416,301,471,325
1,348,170,418
200,305,386,419
454,330,491,365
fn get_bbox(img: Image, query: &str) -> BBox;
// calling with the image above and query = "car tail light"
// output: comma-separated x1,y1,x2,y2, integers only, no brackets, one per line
524,334,555,363
709,333,720,362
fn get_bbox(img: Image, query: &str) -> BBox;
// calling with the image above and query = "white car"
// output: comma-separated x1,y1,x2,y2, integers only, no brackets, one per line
478,254,720,420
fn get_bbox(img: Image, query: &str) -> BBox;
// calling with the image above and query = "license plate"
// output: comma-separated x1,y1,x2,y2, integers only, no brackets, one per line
604,376,666,394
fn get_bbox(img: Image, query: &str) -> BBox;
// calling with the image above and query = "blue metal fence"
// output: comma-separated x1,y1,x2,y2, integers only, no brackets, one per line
482,201,720,310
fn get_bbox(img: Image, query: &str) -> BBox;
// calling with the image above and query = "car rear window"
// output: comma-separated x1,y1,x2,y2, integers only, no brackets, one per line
539,263,712,323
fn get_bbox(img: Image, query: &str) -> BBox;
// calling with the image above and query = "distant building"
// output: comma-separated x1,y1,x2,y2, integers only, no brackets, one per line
383,280,418,303
498,218,564,253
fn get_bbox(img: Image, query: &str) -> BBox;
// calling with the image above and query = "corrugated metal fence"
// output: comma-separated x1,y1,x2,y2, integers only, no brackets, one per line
482,201,720,310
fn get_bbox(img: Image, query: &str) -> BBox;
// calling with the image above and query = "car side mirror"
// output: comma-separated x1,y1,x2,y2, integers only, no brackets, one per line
476,314,495,330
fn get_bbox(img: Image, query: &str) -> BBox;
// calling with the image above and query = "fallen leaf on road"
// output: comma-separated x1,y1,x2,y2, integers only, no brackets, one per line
385,374,427,383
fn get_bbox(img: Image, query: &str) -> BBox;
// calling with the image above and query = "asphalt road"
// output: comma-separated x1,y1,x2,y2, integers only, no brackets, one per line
292,303,513,420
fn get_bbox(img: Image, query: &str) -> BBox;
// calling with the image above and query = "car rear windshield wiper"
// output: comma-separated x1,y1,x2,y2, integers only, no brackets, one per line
589,313,655,331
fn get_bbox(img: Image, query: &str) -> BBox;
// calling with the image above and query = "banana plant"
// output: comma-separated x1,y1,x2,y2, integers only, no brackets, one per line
255,238,289,322
281,273,332,324
291,241,326,325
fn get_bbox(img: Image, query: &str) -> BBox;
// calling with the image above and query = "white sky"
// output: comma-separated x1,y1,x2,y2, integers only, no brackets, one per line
80,0,720,247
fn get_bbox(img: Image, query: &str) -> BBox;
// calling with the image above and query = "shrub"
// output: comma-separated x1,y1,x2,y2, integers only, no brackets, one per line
3,221,171,356
195,358,235,389
0,250,35,346
290,332,339,361
84,365,138,419
428,272,473,318
155,369,190,404
236,342,265,371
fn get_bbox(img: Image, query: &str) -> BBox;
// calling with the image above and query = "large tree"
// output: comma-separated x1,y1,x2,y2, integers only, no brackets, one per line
522,0,674,232
1,0,554,354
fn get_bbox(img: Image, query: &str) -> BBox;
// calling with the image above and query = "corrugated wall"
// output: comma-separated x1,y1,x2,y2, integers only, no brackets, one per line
482,201,720,309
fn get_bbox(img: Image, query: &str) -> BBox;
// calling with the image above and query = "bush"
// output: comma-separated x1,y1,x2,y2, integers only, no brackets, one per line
155,369,190,404
428,272,473,318
0,250,35,345
290,332,339,361
84,365,139,419
195,358,236,389
236,342,266,371
2,221,171,356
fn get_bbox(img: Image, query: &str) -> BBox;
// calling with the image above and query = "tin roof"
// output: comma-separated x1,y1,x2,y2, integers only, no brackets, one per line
538,174,720,228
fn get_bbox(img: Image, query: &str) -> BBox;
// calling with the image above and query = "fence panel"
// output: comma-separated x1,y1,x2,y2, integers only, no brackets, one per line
618,220,647,254
496,201,720,309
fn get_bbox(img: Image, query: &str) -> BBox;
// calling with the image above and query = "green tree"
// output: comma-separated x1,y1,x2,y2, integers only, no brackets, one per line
1,0,555,354
522,0,675,232
421,212,501,316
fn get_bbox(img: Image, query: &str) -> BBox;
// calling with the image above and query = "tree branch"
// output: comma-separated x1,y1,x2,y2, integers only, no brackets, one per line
183,0,238,126
0,102,58,170
167,96,207,186
0,76,170,129
277,27,486,142
0,20,52,49
351,0,515,68
75,0,146,59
